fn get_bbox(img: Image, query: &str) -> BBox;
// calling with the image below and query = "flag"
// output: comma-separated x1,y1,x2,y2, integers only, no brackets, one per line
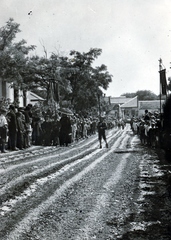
47,81,55,104
53,81,59,102
160,69,167,95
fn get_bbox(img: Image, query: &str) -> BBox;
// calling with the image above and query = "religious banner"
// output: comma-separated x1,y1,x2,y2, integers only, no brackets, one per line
160,69,167,95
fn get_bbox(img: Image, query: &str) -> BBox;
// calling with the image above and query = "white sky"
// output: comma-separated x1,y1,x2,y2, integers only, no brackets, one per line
1,0,171,97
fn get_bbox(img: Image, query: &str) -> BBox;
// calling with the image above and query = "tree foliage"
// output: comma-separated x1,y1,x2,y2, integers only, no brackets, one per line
0,19,113,115
0,18,35,89
29,48,112,115
66,48,112,113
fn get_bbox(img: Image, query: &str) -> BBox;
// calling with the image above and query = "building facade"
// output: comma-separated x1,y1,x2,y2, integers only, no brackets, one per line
138,100,165,117
0,79,44,107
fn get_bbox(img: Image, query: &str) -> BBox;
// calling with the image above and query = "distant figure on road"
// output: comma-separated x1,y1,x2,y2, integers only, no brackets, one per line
97,116,108,149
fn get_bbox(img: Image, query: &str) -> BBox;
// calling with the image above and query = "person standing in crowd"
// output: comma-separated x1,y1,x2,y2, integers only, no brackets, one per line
132,118,138,134
41,114,53,146
162,95,171,154
144,109,150,121
6,105,18,151
91,118,97,135
71,117,77,142
148,120,157,148
130,115,134,131
31,115,43,146
83,119,89,139
97,116,108,149
18,107,27,148
121,118,125,130
16,111,25,150
139,119,145,145
24,105,32,147
0,108,8,153
59,113,72,147
76,118,82,141
144,121,151,146
51,115,60,146
117,118,121,129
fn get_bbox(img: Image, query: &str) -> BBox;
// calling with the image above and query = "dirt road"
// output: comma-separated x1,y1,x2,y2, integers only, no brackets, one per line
0,125,170,239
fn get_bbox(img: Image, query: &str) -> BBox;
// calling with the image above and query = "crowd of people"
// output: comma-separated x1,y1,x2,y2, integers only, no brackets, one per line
1,102,169,154
130,109,165,149
0,104,116,153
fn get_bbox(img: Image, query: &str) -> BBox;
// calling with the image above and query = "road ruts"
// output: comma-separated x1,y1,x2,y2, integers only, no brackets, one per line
0,124,140,240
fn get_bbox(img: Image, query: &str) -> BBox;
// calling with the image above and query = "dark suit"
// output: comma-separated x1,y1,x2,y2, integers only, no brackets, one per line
7,110,18,150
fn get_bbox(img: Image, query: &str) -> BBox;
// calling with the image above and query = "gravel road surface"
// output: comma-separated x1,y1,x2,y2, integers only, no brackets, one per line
0,125,170,240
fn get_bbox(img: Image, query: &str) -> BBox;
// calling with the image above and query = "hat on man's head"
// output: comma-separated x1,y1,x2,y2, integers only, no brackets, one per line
9,104,15,110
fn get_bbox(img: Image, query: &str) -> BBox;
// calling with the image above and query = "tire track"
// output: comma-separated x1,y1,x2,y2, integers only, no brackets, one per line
0,129,131,240
0,129,126,206
74,154,130,240
0,126,133,239
0,128,117,171
0,128,122,189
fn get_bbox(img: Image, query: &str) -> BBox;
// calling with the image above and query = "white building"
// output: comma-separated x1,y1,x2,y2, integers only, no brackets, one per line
0,78,44,106
138,100,165,117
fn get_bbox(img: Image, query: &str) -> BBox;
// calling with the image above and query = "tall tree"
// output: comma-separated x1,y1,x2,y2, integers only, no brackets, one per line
66,48,112,114
26,53,72,107
0,19,113,114
0,18,35,90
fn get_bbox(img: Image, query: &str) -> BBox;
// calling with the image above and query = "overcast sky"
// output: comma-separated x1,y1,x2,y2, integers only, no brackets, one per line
1,0,171,97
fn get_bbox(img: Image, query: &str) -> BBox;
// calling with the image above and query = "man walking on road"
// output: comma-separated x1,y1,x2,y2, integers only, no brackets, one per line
97,116,108,149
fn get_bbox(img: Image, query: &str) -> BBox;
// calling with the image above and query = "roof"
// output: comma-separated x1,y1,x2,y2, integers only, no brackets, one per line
110,96,132,105
121,96,138,108
139,100,165,110
29,92,45,101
